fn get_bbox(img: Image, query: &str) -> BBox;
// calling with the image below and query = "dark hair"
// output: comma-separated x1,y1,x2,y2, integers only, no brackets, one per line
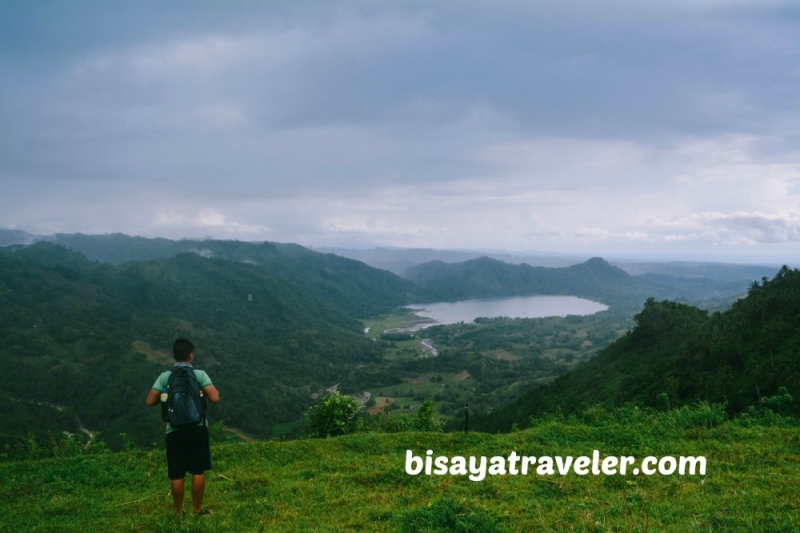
173,338,194,362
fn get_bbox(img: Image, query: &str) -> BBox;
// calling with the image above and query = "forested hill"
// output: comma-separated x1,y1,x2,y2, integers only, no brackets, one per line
470,266,800,432
401,256,749,306
42,233,432,317
0,242,433,450
6,232,769,308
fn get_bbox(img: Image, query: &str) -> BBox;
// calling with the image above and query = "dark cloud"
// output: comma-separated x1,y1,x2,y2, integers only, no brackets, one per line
1,1,799,262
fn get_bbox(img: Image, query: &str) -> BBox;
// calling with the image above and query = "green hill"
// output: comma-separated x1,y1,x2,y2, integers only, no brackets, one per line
0,241,433,449
401,256,748,307
471,266,800,432
45,233,431,317
1,412,798,531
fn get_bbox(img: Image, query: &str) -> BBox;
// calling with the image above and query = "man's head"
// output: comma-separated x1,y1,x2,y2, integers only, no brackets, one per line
173,338,194,362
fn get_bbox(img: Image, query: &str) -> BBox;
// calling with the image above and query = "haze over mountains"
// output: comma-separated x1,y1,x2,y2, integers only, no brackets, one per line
314,246,580,275
1,228,779,295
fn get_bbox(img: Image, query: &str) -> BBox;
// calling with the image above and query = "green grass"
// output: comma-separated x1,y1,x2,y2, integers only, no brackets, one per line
1,418,798,532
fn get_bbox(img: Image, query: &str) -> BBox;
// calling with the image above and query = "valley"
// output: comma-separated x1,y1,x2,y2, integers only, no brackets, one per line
0,232,785,452
309,304,635,436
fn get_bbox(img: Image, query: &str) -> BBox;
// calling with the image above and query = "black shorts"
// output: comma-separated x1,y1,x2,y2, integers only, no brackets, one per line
165,425,212,479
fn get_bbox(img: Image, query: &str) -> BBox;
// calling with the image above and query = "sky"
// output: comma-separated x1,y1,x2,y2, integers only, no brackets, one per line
1,1,799,264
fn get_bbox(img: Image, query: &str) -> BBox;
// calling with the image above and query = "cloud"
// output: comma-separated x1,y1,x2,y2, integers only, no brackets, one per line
1,1,800,262
666,212,800,244
153,208,273,239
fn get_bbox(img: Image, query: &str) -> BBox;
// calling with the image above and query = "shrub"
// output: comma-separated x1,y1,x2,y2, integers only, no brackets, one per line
410,399,444,432
761,386,793,416
735,388,798,427
304,391,361,438
669,401,728,429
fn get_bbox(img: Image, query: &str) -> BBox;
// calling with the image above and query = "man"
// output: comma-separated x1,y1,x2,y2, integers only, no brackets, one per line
145,338,220,516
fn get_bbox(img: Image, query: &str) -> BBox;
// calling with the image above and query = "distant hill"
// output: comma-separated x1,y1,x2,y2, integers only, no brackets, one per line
313,246,579,275
402,257,633,300
470,265,800,432
401,256,752,307
314,245,781,285
37,233,432,317
0,240,434,449
613,260,781,282
3,232,778,295
0,229,38,246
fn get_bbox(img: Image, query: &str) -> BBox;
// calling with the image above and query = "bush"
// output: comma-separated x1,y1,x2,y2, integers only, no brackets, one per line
370,399,444,433
761,386,793,416
735,388,798,427
667,401,728,429
410,399,444,432
304,391,361,438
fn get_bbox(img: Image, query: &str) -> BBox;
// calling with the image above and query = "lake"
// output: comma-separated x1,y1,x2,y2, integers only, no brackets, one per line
403,295,608,330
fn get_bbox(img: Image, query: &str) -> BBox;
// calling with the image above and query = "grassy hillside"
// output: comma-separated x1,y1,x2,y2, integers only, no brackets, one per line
1,410,798,531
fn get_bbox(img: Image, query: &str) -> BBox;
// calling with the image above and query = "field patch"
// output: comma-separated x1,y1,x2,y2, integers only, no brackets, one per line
485,349,520,361
133,341,171,364
403,376,426,386
368,397,396,415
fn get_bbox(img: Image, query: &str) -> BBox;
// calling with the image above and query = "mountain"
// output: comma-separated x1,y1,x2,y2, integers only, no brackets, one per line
0,240,434,449
312,246,579,275
36,234,432,317
403,256,655,305
0,229,38,246
614,260,781,282
402,255,759,308
313,245,781,285
470,265,800,432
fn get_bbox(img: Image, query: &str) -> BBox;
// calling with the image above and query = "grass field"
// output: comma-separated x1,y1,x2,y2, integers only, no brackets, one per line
2,410,798,532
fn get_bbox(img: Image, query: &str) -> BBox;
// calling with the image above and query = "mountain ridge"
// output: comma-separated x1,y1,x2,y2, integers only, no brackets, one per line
401,255,724,306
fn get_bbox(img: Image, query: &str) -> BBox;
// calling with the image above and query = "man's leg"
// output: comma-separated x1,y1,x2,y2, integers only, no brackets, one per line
191,474,205,513
170,478,185,515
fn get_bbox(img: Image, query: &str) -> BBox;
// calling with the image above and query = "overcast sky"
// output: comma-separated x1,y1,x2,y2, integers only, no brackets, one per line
2,1,799,263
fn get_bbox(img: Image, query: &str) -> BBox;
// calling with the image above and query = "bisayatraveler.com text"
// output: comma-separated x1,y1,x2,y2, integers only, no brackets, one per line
405,450,706,481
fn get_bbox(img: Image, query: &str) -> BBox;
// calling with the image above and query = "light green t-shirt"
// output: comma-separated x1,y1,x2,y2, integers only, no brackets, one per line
152,364,213,434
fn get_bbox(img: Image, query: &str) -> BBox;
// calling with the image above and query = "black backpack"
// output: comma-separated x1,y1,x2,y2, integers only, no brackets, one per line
162,366,207,429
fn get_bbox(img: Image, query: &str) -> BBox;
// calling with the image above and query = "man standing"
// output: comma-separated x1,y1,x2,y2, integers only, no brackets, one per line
146,338,220,516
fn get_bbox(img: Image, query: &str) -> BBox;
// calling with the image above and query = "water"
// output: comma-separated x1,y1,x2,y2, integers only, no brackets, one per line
404,295,607,330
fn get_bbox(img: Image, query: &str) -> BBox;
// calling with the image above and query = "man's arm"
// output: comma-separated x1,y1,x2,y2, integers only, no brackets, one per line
203,385,220,404
145,388,161,407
